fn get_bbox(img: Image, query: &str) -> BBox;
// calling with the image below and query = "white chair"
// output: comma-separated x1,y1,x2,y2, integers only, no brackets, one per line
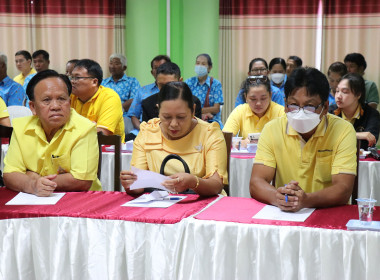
7,106,33,125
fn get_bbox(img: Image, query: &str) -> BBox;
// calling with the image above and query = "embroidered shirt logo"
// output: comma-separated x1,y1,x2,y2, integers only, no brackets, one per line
194,143,203,152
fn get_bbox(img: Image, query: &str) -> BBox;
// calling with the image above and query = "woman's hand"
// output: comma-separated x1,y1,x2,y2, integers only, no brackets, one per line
161,172,197,193
120,170,137,191
240,138,250,149
357,132,377,147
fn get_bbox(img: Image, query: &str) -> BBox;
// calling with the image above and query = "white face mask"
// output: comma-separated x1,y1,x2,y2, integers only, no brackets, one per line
271,73,285,84
286,107,323,134
195,65,208,77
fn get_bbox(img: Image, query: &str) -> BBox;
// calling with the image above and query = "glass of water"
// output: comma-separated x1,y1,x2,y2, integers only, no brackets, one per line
356,198,377,225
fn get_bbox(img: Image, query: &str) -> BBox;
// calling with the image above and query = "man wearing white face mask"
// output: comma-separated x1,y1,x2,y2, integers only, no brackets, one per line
185,53,224,128
268,57,287,106
250,67,357,212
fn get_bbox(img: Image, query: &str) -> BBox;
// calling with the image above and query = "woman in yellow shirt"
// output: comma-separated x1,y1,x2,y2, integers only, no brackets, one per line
120,81,227,196
223,76,285,145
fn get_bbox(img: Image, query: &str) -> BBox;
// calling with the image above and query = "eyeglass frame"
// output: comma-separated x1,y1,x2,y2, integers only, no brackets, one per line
69,76,96,82
286,102,324,114
250,68,268,74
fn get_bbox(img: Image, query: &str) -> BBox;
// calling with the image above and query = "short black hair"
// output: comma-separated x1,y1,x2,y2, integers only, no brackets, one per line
243,77,271,97
74,59,103,85
344,53,367,70
288,56,303,67
67,59,79,65
285,67,330,103
269,57,286,71
26,70,72,101
156,62,181,79
327,62,347,77
196,53,213,67
15,50,32,61
32,50,50,61
248,58,268,72
158,81,194,113
150,55,171,69
341,73,366,106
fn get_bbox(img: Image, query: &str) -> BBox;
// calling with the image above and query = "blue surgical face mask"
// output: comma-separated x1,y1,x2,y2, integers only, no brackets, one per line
195,65,208,77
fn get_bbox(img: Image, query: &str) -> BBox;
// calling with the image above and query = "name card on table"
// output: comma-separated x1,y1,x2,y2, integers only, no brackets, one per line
6,192,66,205
253,205,315,222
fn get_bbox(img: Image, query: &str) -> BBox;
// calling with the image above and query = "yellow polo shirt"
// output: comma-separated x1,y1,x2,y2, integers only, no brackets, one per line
132,118,228,185
341,105,362,125
71,85,125,142
254,114,357,193
0,98,9,118
13,68,36,85
223,102,285,139
4,109,101,191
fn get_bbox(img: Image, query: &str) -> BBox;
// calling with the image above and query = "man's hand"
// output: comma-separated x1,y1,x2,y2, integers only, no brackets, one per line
32,174,57,197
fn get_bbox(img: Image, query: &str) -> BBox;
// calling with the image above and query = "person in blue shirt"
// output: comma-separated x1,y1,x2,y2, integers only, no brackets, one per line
102,54,141,133
286,55,303,77
268,57,287,106
0,53,27,106
235,58,269,107
23,50,50,92
327,62,347,106
126,55,171,141
185,54,224,128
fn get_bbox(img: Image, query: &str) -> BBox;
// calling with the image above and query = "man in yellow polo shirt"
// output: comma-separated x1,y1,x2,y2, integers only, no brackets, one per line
4,70,101,196
69,59,125,142
250,67,357,212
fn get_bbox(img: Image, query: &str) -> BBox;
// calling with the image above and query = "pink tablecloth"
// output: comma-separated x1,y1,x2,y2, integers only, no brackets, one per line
0,188,217,224
194,196,380,230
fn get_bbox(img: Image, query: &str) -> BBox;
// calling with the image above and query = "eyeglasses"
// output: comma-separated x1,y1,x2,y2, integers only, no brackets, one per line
286,103,324,114
247,75,268,85
251,68,268,74
69,76,95,82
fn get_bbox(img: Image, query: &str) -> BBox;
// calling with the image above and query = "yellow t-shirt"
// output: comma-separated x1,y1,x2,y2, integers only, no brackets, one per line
132,118,228,185
254,114,357,193
223,102,285,139
4,109,101,191
70,85,125,142
13,68,36,85
0,97,9,118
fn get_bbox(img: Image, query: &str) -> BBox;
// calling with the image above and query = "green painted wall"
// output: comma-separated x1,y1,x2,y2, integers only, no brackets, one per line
125,0,219,85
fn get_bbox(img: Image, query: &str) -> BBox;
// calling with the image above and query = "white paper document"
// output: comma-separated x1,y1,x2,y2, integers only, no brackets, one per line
129,166,170,191
122,191,186,208
6,192,66,205
253,205,315,222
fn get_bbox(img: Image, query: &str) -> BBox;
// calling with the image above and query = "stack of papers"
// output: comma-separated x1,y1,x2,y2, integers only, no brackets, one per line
6,192,66,205
253,205,315,222
122,191,186,208
346,219,380,231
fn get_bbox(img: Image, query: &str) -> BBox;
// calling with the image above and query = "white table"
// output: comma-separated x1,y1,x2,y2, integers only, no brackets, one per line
230,156,380,205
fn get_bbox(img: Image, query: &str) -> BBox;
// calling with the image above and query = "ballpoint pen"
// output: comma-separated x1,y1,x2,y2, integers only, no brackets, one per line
162,197,181,201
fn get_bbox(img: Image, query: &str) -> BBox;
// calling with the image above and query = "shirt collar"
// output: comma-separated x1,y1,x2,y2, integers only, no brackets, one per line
110,74,128,83
196,75,211,87
0,76,11,85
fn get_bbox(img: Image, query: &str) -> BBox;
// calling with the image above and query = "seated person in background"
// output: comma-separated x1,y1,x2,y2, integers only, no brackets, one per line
4,70,101,197
121,82,227,197
102,53,141,134
344,53,379,109
250,67,357,212
70,59,125,142
0,52,27,106
329,73,380,150
224,76,284,146
286,55,302,77
235,57,269,107
327,62,347,106
65,59,79,76
185,54,224,127
23,49,50,91
268,57,287,106
126,55,171,141
14,50,35,85
141,62,202,122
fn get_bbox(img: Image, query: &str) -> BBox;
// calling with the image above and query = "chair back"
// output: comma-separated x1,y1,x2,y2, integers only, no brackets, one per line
351,139,361,205
223,131,233,195
0,125,13,186
7,106,32,125
97,132,122,191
